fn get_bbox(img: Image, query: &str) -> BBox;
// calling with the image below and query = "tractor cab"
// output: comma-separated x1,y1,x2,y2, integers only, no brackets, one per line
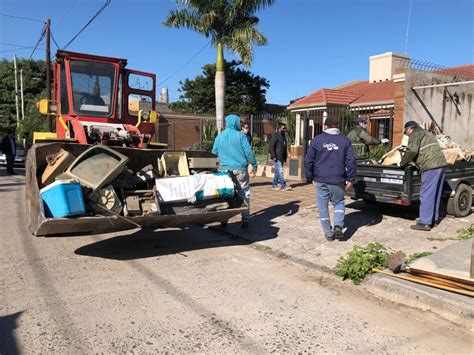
47,50,158,148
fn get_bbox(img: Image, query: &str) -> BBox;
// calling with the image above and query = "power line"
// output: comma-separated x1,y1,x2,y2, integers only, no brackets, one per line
28,25,46,60
50,30,61,49
0,41,36,48
157,41,211,87
62,0,112,50
0,13,44,23
0,47,45,54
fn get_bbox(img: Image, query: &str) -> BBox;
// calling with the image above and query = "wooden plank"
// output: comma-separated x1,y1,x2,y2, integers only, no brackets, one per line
373,269,474,297
408,267,474,286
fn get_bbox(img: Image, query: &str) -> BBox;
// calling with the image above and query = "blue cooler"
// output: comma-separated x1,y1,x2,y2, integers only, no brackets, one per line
40,180,86,218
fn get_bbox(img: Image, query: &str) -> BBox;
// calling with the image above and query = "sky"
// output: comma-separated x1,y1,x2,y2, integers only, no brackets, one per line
1,0,473,105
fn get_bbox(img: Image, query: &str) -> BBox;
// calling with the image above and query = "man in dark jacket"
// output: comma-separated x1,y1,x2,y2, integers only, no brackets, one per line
241,122,253,147
269,123,291,191
305,117,356,241
1,130,17,175
400,121,447,231
347,117,388,158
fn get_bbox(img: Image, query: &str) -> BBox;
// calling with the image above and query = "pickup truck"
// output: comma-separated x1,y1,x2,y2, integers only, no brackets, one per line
346,160,474,217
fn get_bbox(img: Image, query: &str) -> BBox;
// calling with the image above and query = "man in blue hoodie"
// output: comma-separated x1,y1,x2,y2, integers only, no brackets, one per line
304,116,357,241
213,114,258,228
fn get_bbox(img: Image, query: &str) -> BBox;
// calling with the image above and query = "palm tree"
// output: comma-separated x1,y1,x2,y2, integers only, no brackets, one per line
164,0,275,133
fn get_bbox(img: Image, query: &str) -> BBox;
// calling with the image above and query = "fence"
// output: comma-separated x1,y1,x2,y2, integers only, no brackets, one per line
298,106,394,148
156,112,289,152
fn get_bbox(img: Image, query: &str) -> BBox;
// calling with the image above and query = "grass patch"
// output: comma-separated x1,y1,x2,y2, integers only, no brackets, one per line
408,251,432,263
457,225,473,240
427,224,473,242
335,243,389,285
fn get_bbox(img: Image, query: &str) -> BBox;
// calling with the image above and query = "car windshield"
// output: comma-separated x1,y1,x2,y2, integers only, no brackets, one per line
70,60,116,117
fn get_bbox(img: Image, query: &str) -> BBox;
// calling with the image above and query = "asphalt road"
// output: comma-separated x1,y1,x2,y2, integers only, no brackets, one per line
1,171,472,354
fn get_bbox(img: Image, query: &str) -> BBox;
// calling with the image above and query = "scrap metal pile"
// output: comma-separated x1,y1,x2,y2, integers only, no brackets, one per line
38,145,238,221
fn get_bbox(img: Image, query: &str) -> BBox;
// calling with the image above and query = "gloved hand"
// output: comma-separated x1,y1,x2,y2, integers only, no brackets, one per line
381,138,389,144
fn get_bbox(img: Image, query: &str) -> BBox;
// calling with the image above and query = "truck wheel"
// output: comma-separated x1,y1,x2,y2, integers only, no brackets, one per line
446,183,472,217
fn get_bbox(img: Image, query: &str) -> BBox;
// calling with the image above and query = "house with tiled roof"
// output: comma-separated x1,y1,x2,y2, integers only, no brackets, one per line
285,52,473,180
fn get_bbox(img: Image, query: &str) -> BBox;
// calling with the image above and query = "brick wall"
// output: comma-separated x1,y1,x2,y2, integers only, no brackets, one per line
157,115,215,150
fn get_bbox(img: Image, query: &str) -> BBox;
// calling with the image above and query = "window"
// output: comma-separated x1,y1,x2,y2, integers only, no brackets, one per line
70,60,115,116
60,63,69,114
128,94,153,116
128,74,153,91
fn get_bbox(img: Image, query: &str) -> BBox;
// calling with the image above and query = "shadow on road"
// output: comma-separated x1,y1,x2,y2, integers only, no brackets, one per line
74,201,301,260
226,200,301,243
74,226,256,260
0,311,23,355
346,200,419,221
340,210,384,241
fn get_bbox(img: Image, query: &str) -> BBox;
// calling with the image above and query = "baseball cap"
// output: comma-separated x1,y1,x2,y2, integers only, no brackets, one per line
355,117,367,123
404,121,419,129
324,116,338,127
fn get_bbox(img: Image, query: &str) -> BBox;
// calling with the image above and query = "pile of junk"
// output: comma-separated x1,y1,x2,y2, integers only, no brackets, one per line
364,124,473,166
25,143,246,236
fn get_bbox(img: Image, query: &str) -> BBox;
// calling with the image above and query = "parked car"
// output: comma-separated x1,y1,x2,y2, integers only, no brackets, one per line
0,144,26,166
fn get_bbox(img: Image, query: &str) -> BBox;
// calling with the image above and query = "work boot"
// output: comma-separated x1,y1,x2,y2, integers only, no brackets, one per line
324,234,335,242
333,225,344,240
410,223,431,231
241,220,249,229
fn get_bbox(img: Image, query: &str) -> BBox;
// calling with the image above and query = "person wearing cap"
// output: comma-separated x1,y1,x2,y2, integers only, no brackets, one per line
400,121,448,231
304,116,356,241
347,117,388,159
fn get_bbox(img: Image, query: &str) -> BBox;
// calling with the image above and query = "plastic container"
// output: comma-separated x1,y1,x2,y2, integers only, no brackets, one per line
40,180,86,218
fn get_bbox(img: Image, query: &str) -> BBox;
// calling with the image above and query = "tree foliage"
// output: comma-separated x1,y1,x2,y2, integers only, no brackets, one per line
0,59,47,137
164,0,274,67
170,60,269,116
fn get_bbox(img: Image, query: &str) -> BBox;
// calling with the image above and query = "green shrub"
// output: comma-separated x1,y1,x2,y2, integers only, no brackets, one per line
368,145,391,160
335,243,389,284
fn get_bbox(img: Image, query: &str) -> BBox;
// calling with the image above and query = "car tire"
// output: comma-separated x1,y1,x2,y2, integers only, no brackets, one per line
446,183,472,217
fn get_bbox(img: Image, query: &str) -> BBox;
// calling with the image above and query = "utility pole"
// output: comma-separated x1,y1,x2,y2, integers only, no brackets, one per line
46,18,52,132
13,55,20,132
20,69,25,120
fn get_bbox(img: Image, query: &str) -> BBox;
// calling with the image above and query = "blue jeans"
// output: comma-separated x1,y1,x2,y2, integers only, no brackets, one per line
316,182,345,237
272,160,286,189
223,169,250,222
419,168,445,225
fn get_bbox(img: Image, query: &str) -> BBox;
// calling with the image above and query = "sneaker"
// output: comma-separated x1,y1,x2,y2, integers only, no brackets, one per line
282,186,293,191
333,225,344,240
272,187,281,191
410,223,431,231
241,221,249,229
324,234,335,242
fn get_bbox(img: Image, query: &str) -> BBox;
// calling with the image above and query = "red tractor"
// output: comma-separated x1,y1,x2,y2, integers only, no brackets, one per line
35,50,163,148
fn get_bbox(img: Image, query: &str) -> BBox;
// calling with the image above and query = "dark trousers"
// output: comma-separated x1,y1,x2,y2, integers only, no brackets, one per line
6,154,14,174
419,167,445,225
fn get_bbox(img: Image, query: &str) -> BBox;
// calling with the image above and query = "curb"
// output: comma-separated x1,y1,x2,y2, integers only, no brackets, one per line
210,225,474,329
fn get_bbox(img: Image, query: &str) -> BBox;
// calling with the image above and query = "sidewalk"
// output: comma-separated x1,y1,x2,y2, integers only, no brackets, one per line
214,177,474,327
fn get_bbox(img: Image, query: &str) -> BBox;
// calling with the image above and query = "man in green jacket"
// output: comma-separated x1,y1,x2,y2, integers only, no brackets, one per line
400,121,448,231
347,117,388,159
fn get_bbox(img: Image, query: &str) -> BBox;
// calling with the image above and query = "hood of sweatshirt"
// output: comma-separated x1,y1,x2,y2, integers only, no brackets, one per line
225,114,240,131
324,128,340,135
